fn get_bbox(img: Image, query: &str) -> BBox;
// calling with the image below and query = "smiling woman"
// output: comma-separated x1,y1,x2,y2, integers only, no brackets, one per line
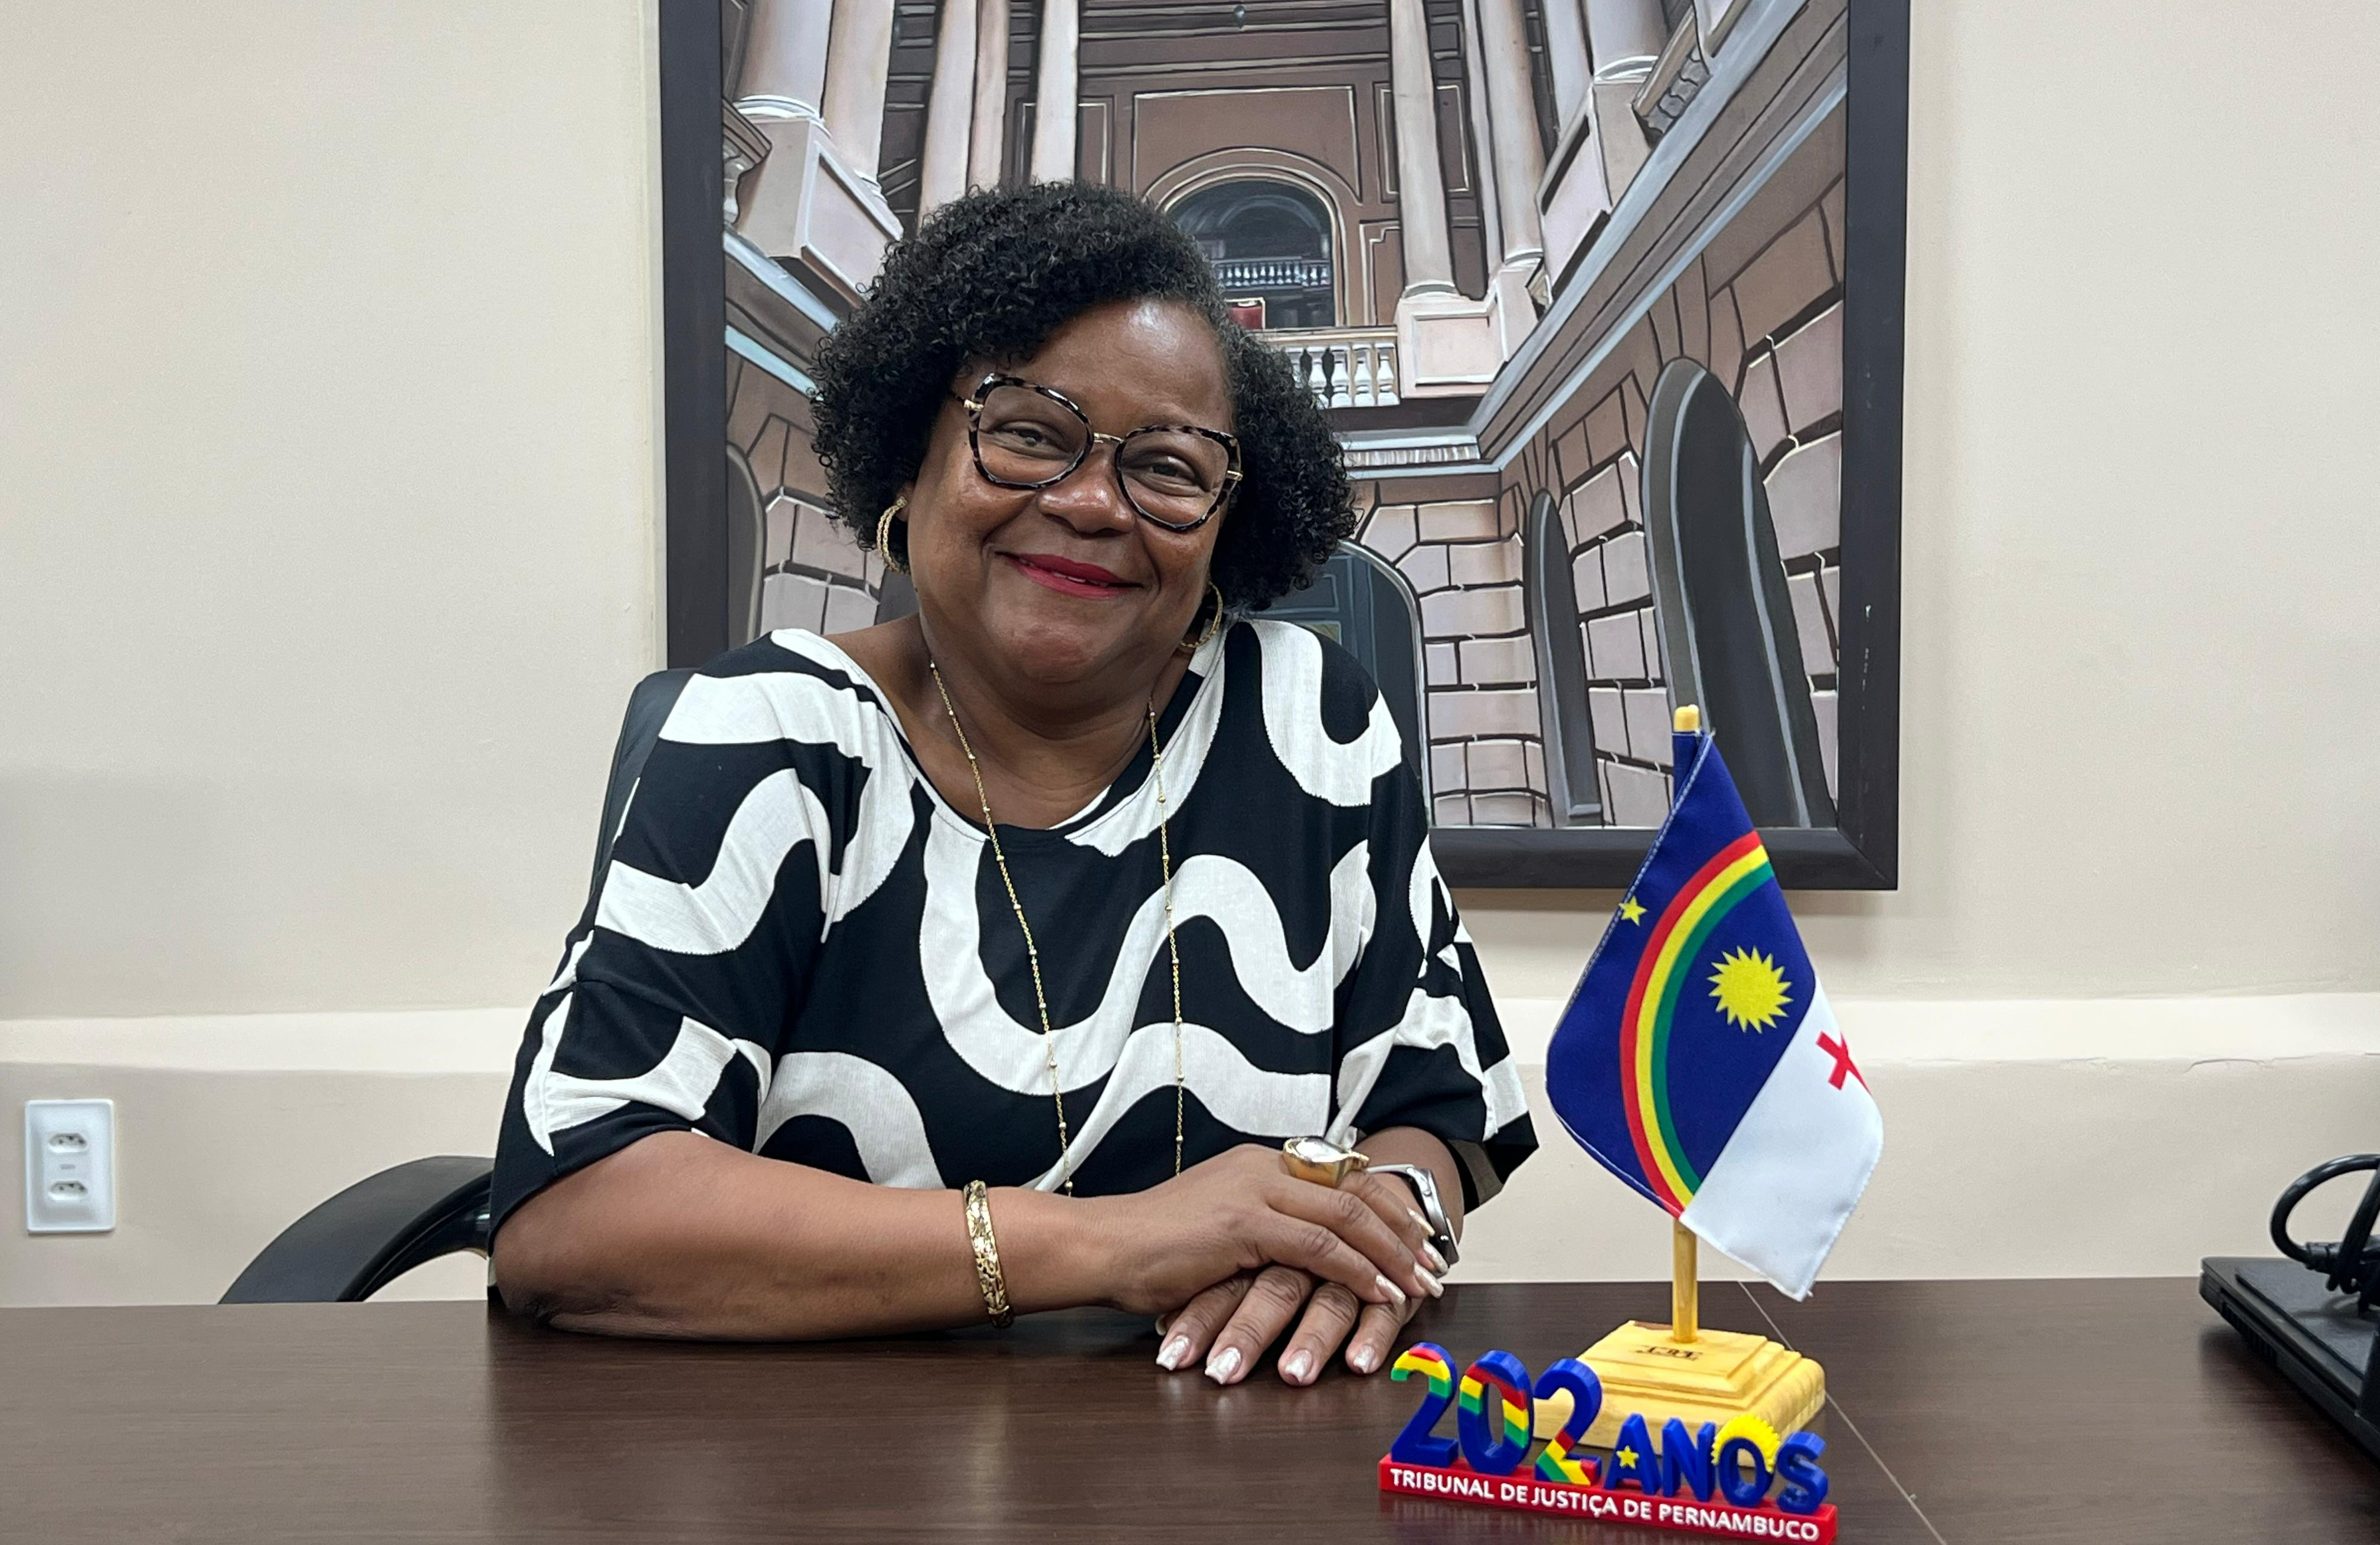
489,183,1536,1388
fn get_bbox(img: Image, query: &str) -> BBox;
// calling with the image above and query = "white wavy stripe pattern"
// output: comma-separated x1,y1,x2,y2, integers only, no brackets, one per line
525,999,771,1155
1021,1020,1332,1191
1253,620,1404,806
655,665,920,922
755,1050,941,1187
543,935,593,997
595,769,833,955
1065,625,1230,857
522,936,593,1150
920,818,1373,1094
1403,828,1471,973
594,669,921,953
527,628,1513,1178
1326,984,1529,1148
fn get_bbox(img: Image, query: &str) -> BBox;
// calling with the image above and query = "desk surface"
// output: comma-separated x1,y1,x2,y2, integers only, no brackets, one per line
4,1279,2372,1543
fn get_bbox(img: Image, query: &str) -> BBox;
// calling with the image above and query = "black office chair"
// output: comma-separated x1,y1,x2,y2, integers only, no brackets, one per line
220,668,694,1304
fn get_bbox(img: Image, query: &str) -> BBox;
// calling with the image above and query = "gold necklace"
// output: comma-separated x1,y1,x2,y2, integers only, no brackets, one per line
926,661,1187,1193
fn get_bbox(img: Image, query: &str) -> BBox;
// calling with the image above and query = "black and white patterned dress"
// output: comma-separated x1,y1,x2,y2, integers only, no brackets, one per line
491,619,1536,1230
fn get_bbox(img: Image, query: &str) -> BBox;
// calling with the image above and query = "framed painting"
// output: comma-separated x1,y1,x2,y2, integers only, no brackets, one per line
661,0,1905,888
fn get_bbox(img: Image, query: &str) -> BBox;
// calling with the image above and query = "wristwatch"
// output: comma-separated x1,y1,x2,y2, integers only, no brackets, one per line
1370,1162,1459,1269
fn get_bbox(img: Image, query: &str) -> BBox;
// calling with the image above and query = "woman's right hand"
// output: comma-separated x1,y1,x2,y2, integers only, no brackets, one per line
1073,1143,1441,1318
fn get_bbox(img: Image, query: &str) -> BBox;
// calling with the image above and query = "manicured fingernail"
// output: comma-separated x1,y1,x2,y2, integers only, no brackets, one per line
1205,1345,1242,1384
1416,1267,1444,1298
1421,1242,1449,1275
1351,1344,1380,1373
1377,1274,1407,1306
1410,1210,1431,1234
1156,1335,1191,1370
1283,1349,1315,1384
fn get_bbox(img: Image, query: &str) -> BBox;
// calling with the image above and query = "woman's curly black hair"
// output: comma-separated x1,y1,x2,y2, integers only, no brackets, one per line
809,181,1353,610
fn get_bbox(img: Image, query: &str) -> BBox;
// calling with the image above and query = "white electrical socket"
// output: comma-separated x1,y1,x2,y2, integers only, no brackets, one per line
25,1099,115,1233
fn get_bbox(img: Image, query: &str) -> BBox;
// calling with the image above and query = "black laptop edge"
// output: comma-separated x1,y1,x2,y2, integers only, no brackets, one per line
2201,1255,2380,1462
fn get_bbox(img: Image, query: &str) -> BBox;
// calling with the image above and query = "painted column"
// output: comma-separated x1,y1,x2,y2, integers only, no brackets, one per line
821,0,899,185
1028,0,1080,182
733,0,902,300
736,0,833,121
1385,0,1455,295
1457,0,1503,278
1584,0,1665,205
1474,0,1545,266
967,0,1012,190
1540,0,1591,130
1584,0,1668,72
918,0,979,213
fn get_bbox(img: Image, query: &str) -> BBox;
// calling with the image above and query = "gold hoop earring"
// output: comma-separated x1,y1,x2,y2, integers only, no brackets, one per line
1178,579,1226,656
875,496,908,575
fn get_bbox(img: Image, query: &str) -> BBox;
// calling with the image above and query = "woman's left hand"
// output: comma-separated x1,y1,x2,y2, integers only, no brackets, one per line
1153,1130,1462,1386
1155,1263,1417,1385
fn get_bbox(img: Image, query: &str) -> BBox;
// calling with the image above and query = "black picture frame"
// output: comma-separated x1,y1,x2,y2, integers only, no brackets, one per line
659,0,729,669
657,0,1907,891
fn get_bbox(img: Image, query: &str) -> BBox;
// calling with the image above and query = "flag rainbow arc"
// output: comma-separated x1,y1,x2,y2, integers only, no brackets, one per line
1619,829,1776,1211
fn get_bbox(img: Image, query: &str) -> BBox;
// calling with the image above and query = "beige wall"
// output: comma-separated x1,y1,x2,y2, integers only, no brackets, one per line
0,1,664,1021
5,1,2380,1305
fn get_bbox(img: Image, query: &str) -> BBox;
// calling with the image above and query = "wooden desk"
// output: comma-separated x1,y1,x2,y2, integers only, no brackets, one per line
2,1281,2371,1542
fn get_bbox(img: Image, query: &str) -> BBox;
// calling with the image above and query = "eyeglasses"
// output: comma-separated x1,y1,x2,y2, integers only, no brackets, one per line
951,373,1241,533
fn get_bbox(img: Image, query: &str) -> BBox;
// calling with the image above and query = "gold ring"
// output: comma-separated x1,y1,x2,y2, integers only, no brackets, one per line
1282,1135,1369,1187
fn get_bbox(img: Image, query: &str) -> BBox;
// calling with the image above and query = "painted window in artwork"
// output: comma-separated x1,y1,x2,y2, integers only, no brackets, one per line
1168,180,1337,330
1527,491,1603,825
1642,361,1833,828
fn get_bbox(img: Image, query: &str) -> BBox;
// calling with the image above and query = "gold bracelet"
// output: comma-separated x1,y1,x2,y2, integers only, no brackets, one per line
962,1180,1014,1328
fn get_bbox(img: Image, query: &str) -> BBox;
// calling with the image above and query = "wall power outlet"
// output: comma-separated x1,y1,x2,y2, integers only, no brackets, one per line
25,1099,115,1233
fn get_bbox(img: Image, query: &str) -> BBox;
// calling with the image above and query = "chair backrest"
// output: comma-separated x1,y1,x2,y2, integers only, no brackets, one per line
220,1156,496,1304
221,668,698,1303
583,668,697,916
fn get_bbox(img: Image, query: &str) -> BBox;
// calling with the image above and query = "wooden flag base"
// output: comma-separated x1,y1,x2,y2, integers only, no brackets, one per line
1535,1319,1827,1449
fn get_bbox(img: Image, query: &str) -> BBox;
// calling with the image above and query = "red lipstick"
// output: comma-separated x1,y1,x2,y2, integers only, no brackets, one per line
1001,551,1137,596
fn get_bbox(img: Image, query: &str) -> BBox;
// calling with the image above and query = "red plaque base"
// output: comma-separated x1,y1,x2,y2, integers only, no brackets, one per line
1377,1456,1837,1541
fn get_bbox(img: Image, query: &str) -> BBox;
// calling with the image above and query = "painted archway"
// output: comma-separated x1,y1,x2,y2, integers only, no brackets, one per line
1169,179,1338,329
1146,149,1367,326
1640,360,1834,827
1527,489,1603,825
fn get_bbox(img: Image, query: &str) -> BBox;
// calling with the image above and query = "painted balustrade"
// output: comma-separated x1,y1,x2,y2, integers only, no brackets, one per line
1211,256,1335,290
1260,326,1402,409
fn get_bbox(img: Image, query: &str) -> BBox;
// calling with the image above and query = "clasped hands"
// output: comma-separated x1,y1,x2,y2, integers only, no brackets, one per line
1086,1140,1449,1389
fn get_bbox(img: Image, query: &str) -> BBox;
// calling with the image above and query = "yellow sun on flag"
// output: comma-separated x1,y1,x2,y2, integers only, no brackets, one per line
1708,948,1791,1031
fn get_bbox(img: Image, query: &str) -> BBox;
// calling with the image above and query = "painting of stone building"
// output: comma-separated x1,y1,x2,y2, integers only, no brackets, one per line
706,0,1894,862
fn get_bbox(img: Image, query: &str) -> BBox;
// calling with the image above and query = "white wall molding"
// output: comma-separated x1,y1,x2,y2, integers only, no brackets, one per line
0,1009,524,1076
7,994,2374,1307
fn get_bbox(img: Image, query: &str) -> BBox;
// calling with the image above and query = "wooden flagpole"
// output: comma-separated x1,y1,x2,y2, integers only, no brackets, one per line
1669,704,1703,1345
1672,1221,1699,1343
